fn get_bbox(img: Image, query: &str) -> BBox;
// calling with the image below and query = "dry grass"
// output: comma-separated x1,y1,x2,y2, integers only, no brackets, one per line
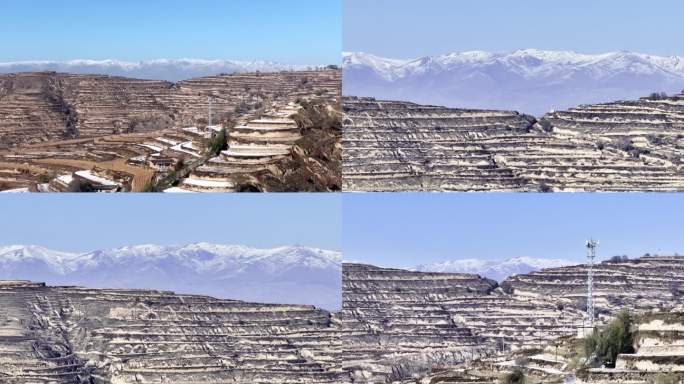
0,161,51,175
35,158,154,192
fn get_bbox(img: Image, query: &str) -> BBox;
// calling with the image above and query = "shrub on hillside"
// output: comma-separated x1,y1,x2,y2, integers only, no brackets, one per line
646,92,668,100
606,255,630,263
208,128,228,156
584,310,635,368
538,119,554,133
235,101,251,115
616,138,649,158
68,178,95,192
503,368,526,384
538,182,552,192
128,113,173,132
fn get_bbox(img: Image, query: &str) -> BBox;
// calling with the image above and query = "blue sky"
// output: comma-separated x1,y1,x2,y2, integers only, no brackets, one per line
0,194,341,252
1,0,340,64
343,193,684,268
344,0,684,58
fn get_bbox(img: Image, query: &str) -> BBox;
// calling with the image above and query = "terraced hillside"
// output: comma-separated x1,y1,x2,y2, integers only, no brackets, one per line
0,72,175,146
343,257,684,383
503,255,684,316
400,308,684,384
0,280,345,383
0,70,339,146
341,263,585,383
164,96,342,192
0,69,340,192
343,93,684,191
614,309,684,374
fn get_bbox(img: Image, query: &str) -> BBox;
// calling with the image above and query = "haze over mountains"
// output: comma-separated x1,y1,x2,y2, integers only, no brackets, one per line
414,256,575,282
0,243,342,309
0,59,319,82
343,49,684,115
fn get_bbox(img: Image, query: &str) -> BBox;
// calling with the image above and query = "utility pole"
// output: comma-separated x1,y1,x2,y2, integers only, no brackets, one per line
208,96,213,128
586,238,598,329
555,343,559,364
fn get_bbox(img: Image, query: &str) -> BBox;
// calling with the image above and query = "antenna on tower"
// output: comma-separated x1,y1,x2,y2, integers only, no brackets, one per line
586,238,598,329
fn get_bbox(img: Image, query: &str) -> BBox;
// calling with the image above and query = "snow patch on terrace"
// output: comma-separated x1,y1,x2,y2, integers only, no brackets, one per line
162,187,195,193
182,178,234,188
74,170,119,187
0,187,29,193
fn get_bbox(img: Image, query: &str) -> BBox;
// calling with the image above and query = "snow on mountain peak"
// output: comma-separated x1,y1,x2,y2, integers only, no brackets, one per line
414,256,575,282
0,59,320,82
0,245,81,274
0,243,342,309
343,49,684,115
344,49,684,78
0,243,340,273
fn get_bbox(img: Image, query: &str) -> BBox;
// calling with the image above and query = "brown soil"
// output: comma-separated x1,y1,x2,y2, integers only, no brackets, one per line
0,161,50,175
35,158,154,192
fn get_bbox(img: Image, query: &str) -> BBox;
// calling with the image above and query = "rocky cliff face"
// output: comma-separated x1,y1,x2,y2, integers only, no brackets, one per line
0,280,345,383
343,94,684,192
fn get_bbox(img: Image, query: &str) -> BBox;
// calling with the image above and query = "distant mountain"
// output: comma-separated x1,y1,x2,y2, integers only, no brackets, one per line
414,256,575,281
0,243,341,309
343,49,684,115
0,59,318,82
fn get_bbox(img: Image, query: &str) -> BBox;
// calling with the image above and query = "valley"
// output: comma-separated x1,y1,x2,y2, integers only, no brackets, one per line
0,68,341,192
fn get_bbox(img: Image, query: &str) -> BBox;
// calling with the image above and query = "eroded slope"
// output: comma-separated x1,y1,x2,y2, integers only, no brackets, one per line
342,256,684,383
0,281,345,383
341,263,584,383
343,93,684,191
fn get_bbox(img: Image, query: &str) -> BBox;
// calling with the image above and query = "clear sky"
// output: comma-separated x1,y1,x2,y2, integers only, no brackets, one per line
343,193,684,268
1,0,341,64
0,194,341,252
344,0,684,58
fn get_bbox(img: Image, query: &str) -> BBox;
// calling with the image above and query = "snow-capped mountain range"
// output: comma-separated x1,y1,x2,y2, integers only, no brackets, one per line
0,243,341,309
343,49,684,115
0,59,319,82
414,256,576,282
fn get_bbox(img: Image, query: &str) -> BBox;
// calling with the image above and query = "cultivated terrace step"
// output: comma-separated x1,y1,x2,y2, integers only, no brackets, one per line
343,94,684,191
503,255,684,316
0,69,340,192
341,263,584,383
0,281,346,383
